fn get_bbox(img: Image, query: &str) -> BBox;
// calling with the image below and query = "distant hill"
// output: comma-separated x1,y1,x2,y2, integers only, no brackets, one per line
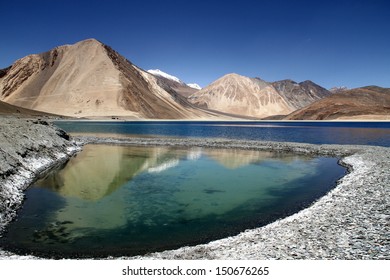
188,74,333,119
286,86,390,120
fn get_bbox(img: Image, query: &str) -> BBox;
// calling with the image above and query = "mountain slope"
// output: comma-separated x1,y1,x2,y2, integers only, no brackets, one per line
188,73,293,118
286,86,390,120
0,100,59,116
0,39,217,119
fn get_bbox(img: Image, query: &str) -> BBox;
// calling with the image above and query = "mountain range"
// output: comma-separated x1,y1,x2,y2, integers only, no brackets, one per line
1,39,389,120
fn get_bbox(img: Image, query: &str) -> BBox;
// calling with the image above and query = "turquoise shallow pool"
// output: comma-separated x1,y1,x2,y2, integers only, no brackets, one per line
0,144,346,258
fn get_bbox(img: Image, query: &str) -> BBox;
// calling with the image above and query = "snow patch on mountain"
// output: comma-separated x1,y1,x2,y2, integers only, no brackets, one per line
148,69,201,90
147,69,183,84
187,83,202,90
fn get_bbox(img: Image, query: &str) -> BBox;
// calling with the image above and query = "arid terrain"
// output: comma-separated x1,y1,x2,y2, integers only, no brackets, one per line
0,39,224,120
1,38,388,120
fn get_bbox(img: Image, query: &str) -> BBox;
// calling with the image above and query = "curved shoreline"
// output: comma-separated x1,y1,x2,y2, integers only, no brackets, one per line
1,124,389,259
0,118,80,259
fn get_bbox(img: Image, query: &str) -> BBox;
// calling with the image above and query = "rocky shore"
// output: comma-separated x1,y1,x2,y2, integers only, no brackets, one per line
0,117,80,241
0,117,389,259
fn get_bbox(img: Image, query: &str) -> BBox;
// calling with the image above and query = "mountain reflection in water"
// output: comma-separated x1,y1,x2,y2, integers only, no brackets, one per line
0,144,345,258
39,144,309,201
33,145,315,230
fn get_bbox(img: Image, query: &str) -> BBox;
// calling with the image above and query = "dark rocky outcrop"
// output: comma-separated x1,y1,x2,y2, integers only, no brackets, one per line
0,67,11,79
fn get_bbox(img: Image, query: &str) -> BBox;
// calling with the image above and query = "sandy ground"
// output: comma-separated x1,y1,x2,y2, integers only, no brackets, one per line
0,119,389,259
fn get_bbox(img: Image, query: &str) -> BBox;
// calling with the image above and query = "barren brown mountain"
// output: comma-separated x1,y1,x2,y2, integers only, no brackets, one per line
286,86,390,120
0,39,221,119
188,73,293,118
2,39,387,120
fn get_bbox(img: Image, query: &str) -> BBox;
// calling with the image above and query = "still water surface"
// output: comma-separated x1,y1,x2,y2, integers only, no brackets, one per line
1,144,346,257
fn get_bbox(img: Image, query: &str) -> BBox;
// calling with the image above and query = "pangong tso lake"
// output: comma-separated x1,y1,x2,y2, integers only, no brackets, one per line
1,121,389,258
57,120,390,147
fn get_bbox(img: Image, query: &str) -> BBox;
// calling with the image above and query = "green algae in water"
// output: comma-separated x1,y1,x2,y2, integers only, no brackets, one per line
0,144,346,258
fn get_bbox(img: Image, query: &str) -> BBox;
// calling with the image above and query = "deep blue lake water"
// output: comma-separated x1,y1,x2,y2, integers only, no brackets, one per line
55,121,390,147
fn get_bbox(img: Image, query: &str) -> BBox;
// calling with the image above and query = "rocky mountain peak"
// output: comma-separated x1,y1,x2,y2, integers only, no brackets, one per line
187,83,201,90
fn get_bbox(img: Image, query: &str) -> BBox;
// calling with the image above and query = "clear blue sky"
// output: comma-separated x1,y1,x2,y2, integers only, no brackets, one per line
1,0,389,89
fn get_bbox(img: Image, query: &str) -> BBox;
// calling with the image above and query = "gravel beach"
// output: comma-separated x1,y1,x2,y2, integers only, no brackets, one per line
0,118,389,259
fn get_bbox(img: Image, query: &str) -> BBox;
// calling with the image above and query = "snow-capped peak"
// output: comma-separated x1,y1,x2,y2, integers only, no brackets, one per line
147,69,183,84
187,83,202,90
147,69,201,89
